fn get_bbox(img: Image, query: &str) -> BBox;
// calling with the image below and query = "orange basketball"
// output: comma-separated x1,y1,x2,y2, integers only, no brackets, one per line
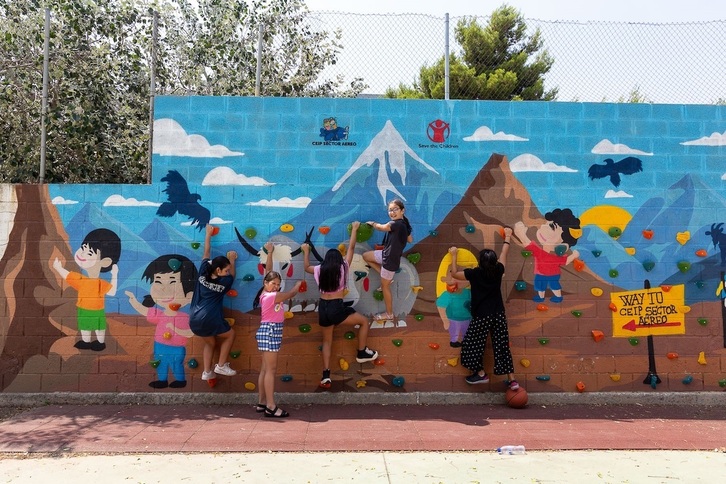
506,387,528,409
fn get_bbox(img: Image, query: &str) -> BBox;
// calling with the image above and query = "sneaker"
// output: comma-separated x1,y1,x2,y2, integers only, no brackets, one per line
356,347,379,363
465,373,490,385
508,380,520,391
320,369,332,389
201,370,215,381
214,363,237,376
449,341,462,348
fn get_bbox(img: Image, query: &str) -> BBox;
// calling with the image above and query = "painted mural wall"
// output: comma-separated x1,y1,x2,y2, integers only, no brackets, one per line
1,97,725,394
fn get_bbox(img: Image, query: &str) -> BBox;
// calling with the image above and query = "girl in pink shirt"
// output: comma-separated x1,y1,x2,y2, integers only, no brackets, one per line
252,242,302,418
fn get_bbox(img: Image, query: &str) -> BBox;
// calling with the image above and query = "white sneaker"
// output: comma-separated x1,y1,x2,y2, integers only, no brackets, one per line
214,363,237,376
201,370,215,381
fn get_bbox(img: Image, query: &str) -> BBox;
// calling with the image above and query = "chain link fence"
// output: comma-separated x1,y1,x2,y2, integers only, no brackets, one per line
307,11,726,104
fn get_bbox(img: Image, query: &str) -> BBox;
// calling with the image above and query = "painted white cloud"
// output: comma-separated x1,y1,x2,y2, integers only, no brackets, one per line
463,126,528,142
591,139,653,155
720,173,726,180
509,154,577,173
202,166,274,186
605,190,634,198
681,131,726,146
103,194,161,207
153,118,244,158
246,197,312,208
51,196,78,205
181,216,232,227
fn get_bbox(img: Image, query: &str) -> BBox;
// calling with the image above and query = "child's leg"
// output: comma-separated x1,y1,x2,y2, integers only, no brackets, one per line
381,277,393,317
216,328,235,366
363,250,381,274
262,351,278,410
320,325,334,371
347,312,371,351
490,313,515,376
257,355,268,406
201,335,216,373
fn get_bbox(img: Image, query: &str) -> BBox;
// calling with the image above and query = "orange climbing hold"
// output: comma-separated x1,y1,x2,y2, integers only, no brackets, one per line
536,303,548,311
573,259,585,271
608,302,617,312
591,330,605,342
576,381,586,393
667,352,679,360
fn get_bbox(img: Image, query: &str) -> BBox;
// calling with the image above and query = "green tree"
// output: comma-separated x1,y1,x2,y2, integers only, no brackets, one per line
386,5,557,100
0,0,364,184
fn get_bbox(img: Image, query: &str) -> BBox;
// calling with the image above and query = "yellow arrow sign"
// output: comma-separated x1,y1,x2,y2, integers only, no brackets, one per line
611,285,686,337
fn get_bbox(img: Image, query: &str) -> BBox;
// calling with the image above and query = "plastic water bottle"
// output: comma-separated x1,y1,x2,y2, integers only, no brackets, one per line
497,445,526,455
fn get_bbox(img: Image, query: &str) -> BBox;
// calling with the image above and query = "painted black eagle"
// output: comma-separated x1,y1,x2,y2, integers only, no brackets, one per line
587,157,643,187
156,170,210,231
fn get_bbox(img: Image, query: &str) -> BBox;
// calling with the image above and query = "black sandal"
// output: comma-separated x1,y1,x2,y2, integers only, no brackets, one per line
264,406,289,418
254,403,266,413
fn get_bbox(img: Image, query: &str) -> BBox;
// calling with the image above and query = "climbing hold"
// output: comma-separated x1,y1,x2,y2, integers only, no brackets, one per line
697,351,707,365
414,314,424,321
610,374,621,382
695,249,707,257
210,227,220,236
520,358,531,368
224,317,235,326
227,289,238,297
628,337,639,346
428,342,440,350
591,287,603,297
667,352,679,359
677,261,691,273
343,331,355,340
191,242,201,249
535,375,551,382
554,244,567,256
406,253,421,264
682,375,693,384
591,330,605,342
188,358,198,369
642,229,654,240
392,339,403,347
298,280,307,293
242,274,255,281
373,290,384,301
374,358,385,366
571,310,583,317
591,250,602,257
244,382,256,391
168,258,182,271
230,350,241,359
447,357,459,367
678,305,691,313
573,259,585,271
625,247,636,256
642,261,655,272
576,381,586,392
536,303,548,311
356,380,366,388
538,338,549,345
339,358,349,371
719,379,726,388
149,360,161,368
337,243,346,256
429,230,438,237
244,227,257,239
281,374,293,382
284,311,294,319
697,318,708,326
318,226,330,235
608,227,622,238
608,302,617,312
280,223,294,232
521,250,532,257
570,228,583,239
162,331,172,340
649,374,658,389
347,222,374,242
298,324,312,333
446,283,457,293
168,303,181,311
675,231,690,245
392,376,405,387
660,285,672,292
515,280,527,291
411,285,423,293
609,269,619,278
695,281,705,289
465,225,475,233
498,227,506,239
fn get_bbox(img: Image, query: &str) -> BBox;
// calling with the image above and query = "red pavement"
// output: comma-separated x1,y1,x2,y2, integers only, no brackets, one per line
1,403,724,453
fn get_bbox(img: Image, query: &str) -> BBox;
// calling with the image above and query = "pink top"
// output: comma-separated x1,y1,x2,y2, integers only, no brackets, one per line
259,291,285,323
313,261,348,294
526,242,568,276
147,307,191,347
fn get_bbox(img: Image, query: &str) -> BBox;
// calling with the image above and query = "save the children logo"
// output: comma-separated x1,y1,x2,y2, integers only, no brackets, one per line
312,117,356,146
418,119,458,149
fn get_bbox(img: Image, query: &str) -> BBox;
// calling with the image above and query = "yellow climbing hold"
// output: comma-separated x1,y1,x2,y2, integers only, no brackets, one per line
339,358,349,371
338,243,346,256
447,357,459,367
625,247,636,255
679,305,691,314
356,380,366,388
591,287,604,297
610,374,621,382
411,285,424,293
224,317,235,326
284,311,294,319
675,231,690,245
244,382,256,391
520,358,531,368
697,351,707,365
280,223,294,233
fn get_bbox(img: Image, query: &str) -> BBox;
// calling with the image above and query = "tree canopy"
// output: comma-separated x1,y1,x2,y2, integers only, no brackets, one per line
0,0,365,184
386,5,557,101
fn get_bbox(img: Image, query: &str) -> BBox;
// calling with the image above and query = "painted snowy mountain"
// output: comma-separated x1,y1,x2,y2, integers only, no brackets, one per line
290,120,461,245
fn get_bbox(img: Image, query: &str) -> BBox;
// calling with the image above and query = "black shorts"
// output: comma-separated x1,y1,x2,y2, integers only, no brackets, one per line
318,298,356,327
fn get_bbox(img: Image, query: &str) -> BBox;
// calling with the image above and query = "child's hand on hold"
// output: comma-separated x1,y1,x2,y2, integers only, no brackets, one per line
448,246,458,256
264,242,274,254
503,227,513,238
227,251,238,262
351,221,360,231
294,281,303,292
300,243,309,254
206,224,216,237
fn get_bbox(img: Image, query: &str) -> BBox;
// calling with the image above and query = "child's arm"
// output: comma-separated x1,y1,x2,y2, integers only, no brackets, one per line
263,242,274,274
203,224,215,260
346,221,360,266
227,251,237,278
366,220,391,232
274,281,302,304
124,290,148,316
499,227,513,270
52,257,69,280
448,247,466,281
108,264,119,296
301,243,315,275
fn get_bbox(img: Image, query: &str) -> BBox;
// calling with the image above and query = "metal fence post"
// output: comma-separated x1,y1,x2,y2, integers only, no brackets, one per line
39,8,50,184
255,24,264,96
444,13,450,101
147,10,158,185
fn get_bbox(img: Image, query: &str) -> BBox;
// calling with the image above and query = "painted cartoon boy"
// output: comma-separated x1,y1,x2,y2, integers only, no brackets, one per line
514,208,581,303
125,254,197,389
52,228,122,351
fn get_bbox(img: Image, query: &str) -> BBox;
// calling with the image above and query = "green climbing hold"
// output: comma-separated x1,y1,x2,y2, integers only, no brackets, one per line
191,242,201,249
695,281,705,289
230,350,241,359
150,360,161,368
571,310,583,318
515,280,527,291
465,225,475,233
244,227,257,239
608,227,622,238
719,379,726,388
406,253,421,264
414,314,424,321
242,274,255,281
591,250,602,257
521,250,532,258
298,324,312,333
429,230,438,237
373,290,384,301
682,375,693,384
188,358,198,369
609,269,619,278
554,244,567,256
677,261,691,273
642,261,655,272
344,331,355,340
538,338,549,345
535,375,551,381
697,318,708,326
281,375,293,382
348,222,374,243
392,339,403,347
168,258,182,271
628,337,639,346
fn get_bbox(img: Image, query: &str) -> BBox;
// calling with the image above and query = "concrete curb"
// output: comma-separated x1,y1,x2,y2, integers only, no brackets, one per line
0,391,722,407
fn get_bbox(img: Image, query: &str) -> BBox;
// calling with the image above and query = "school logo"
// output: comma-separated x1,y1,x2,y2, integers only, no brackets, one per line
313,117,356,146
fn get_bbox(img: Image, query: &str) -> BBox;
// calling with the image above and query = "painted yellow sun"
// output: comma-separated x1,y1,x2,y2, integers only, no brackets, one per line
579,205,633,233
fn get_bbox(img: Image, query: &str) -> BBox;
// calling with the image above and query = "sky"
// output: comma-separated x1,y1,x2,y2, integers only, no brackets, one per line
304,0,723,23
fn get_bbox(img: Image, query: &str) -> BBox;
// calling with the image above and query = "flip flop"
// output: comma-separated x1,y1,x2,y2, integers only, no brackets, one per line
264,406,290,418
254,403,266,413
